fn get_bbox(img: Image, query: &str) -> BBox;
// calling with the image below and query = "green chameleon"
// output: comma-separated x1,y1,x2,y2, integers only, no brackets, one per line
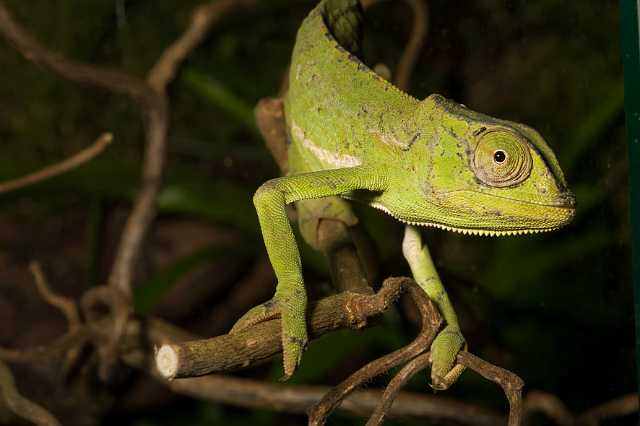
232,0,575,389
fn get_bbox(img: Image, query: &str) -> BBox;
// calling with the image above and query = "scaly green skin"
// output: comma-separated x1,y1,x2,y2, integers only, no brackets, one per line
232,0,575,388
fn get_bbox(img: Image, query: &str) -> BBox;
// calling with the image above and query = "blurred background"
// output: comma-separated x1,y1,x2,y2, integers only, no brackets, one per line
0,0,633,425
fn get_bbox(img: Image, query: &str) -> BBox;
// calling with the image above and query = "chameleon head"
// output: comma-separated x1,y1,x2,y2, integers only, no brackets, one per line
379,94,575,236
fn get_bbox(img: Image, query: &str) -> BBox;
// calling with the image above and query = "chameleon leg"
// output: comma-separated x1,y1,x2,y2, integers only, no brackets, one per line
402,225,466,390
231,166,386,379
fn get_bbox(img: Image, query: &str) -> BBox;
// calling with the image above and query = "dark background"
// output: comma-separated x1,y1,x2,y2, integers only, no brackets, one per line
0,0,633,425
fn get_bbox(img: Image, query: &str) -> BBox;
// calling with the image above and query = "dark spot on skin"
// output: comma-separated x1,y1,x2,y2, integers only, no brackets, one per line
408,132,420,148
288,335,306,347
473,127,487,136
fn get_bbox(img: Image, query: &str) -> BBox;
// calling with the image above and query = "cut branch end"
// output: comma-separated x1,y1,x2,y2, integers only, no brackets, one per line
155,344,179,380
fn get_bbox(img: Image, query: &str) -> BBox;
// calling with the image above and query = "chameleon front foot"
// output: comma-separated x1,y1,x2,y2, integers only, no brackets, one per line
230,293,308,379
429,326,466,390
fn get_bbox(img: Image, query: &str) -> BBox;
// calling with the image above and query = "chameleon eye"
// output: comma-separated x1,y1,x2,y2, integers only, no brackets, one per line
472,129,532,187
493,150,506,163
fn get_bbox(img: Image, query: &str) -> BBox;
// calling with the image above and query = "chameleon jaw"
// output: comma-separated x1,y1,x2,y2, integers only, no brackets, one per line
368,202,560,237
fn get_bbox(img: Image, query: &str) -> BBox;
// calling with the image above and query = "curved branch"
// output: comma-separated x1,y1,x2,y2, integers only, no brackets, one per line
0,2,157,107
366,351,432,426
394,0,429,92
0,360,61,426
148,0,256,93
308,278,441,425
457,352,524,426
0,133,112,194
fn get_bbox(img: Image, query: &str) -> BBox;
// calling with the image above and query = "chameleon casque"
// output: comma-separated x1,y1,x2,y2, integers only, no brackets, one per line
232,0,575,389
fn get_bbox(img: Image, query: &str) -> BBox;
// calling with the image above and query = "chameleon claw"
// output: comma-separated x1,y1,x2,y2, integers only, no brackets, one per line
230,298,281,334
232,294,308,379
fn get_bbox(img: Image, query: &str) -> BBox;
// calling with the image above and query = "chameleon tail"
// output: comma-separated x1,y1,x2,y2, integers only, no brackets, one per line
322,0,364,55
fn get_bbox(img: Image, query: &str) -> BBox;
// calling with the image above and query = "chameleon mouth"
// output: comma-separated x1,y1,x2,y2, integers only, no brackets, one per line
368,202,569,237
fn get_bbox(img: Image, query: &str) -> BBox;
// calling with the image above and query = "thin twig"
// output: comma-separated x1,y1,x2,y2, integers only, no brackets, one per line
148,0,256,93
0,133,112,194
0,360,61,426
308,278,442,425
0,327,97,364
0,2,157,107
28,261,81,330
360,0,429,92
366,351,432,426
577,393,639,426
523,390,573,426
394,0,428,92
458,352,524,426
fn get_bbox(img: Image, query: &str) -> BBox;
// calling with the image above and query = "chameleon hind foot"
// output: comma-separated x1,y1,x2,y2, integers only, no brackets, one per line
230,291,308,379
429,326,466,390
402,225,466,390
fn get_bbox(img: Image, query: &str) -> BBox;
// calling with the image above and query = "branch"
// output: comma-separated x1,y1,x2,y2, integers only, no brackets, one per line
148,0,256,93
29,262,81,330
105,1,255,374
155,278,406,379
360,0,429,92
577,393,639,425
124,318,505,426
0,2,157,107
366,351,432,425
308,278,441,425
457,352,524,426
523,390,573,426
0,360,61,426
0,133,112,194
393,0,428,92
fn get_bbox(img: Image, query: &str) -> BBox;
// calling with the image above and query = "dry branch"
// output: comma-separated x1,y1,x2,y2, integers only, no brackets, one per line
0,3,156,106
458,352,524,426
360,0,428,92
155,278,406,379
29,262,81,330
115,317,505,425
393,0,428,92
523,390,573,426
0,360,61,426
367,351,432,426
148,0,256,93
308,278,441,425
577,393,639,425
0,133,112,194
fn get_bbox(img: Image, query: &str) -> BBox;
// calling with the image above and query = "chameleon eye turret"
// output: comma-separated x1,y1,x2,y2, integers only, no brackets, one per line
471,128,533,188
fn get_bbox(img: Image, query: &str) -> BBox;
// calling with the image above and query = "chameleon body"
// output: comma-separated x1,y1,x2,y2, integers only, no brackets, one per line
233,0,575,389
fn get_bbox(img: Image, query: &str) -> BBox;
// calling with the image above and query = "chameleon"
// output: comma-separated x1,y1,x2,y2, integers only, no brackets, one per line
231,0,575,389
